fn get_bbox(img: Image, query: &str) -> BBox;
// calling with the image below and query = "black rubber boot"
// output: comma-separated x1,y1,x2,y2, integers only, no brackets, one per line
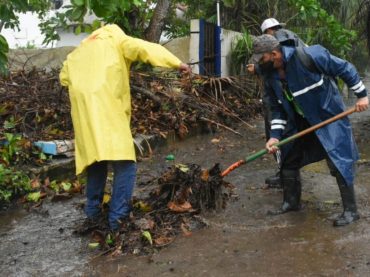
333,177,360,227
269,169,301,215
265,171,281,188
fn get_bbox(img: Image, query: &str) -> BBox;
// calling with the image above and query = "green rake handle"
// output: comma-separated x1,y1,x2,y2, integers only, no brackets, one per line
221,107,356,177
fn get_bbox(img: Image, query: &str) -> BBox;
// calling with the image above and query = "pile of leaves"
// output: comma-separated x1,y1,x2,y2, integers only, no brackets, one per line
0,67,259,202
130,70,261,138
0,68,73,141
0,68,261,144
22,177,84,206
77,163,235,256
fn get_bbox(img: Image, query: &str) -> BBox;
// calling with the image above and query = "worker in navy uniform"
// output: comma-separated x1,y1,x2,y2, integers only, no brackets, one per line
247,18,306,188
250,34,369,226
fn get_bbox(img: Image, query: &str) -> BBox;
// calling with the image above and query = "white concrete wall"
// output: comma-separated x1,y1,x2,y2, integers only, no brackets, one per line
3,13,240,77
2,12,46,49
55,31,88,47
162,37,190,64
1,0,96,49
220,29,242,77
7,47,74,71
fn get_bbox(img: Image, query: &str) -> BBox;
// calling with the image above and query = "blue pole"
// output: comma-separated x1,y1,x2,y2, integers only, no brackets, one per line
214,25,221,77
199,19,205,75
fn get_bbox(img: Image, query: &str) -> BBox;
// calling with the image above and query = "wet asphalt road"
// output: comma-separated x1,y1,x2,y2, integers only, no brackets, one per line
1,96,370,276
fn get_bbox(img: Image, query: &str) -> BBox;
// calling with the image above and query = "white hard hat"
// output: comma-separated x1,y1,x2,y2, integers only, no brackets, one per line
260,18,285,33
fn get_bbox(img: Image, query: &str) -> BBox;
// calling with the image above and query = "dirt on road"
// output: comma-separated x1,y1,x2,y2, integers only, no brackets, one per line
1,100,370,277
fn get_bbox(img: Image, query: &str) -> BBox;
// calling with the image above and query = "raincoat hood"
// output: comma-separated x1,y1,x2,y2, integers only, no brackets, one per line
281,46,296,64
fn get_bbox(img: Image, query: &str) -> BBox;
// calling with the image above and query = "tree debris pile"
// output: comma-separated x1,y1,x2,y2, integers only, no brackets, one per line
77,163,235,257
0,68,261,143
0,69,73,141
130,70,261,138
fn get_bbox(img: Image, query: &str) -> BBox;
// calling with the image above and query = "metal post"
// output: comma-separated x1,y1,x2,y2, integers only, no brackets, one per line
216,0,221,27
215,0,221,76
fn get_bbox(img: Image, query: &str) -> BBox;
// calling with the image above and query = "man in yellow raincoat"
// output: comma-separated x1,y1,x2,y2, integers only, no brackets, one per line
60,24,191,231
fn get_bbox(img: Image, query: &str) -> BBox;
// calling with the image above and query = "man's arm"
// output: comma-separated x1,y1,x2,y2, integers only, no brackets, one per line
121,37,183,69
247,63,263,75
263,78,288,153
305,45,369,112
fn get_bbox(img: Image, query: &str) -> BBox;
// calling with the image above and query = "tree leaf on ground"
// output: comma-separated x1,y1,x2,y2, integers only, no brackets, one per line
200,169,209,181
26,191,41,202
88,242,100,249
61,182,72,192
105,233,114,245
167,201,192,213
43,177,50,188
134,201,152,212
142,230,153,245
50,180,59,193
175,163,189,173
211,138,220,144
30,178,41,189
135,218,155,230
70,180,82,193
180,223,192,237
154,236,175,247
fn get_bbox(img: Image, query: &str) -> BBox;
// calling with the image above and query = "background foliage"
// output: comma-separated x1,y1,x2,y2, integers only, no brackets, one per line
0,0,368,72
0,0,50,75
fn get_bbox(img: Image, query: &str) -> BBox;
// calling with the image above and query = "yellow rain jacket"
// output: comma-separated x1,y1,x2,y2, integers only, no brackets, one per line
60,24,182,175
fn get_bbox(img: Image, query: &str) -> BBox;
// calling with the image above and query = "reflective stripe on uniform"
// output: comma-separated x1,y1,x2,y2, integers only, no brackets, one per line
271,124,285,130
350,81,365,93
292,75,324,97
271,119,287,125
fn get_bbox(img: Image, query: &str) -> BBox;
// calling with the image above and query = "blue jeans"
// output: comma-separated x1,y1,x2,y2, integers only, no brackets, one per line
85,160,137,231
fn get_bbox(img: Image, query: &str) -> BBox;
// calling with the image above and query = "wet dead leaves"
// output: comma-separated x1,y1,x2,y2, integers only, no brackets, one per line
22,177,83,210
84,163,234,257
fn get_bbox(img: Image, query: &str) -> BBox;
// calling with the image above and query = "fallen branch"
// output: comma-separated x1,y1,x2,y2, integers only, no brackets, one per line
200,117,243,136
131,85,162,104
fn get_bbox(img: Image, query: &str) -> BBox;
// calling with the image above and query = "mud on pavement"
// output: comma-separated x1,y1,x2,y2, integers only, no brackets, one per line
1,104,370,276
87,112,370,277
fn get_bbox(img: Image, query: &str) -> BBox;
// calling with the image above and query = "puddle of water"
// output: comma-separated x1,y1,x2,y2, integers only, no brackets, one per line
0,197,90,276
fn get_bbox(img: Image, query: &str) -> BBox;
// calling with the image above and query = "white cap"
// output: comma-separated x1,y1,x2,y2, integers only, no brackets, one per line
260,18,285,33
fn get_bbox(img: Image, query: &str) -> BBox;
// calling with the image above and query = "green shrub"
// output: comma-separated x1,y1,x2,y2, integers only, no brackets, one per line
230,29,253,75
0,164,31,203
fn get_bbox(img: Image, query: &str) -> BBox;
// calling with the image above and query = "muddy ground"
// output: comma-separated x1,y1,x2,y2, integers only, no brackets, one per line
1,98,370,276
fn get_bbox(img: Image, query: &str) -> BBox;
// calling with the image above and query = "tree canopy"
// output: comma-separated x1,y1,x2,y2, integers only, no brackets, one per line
0,0,369,75
0,0,50,74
